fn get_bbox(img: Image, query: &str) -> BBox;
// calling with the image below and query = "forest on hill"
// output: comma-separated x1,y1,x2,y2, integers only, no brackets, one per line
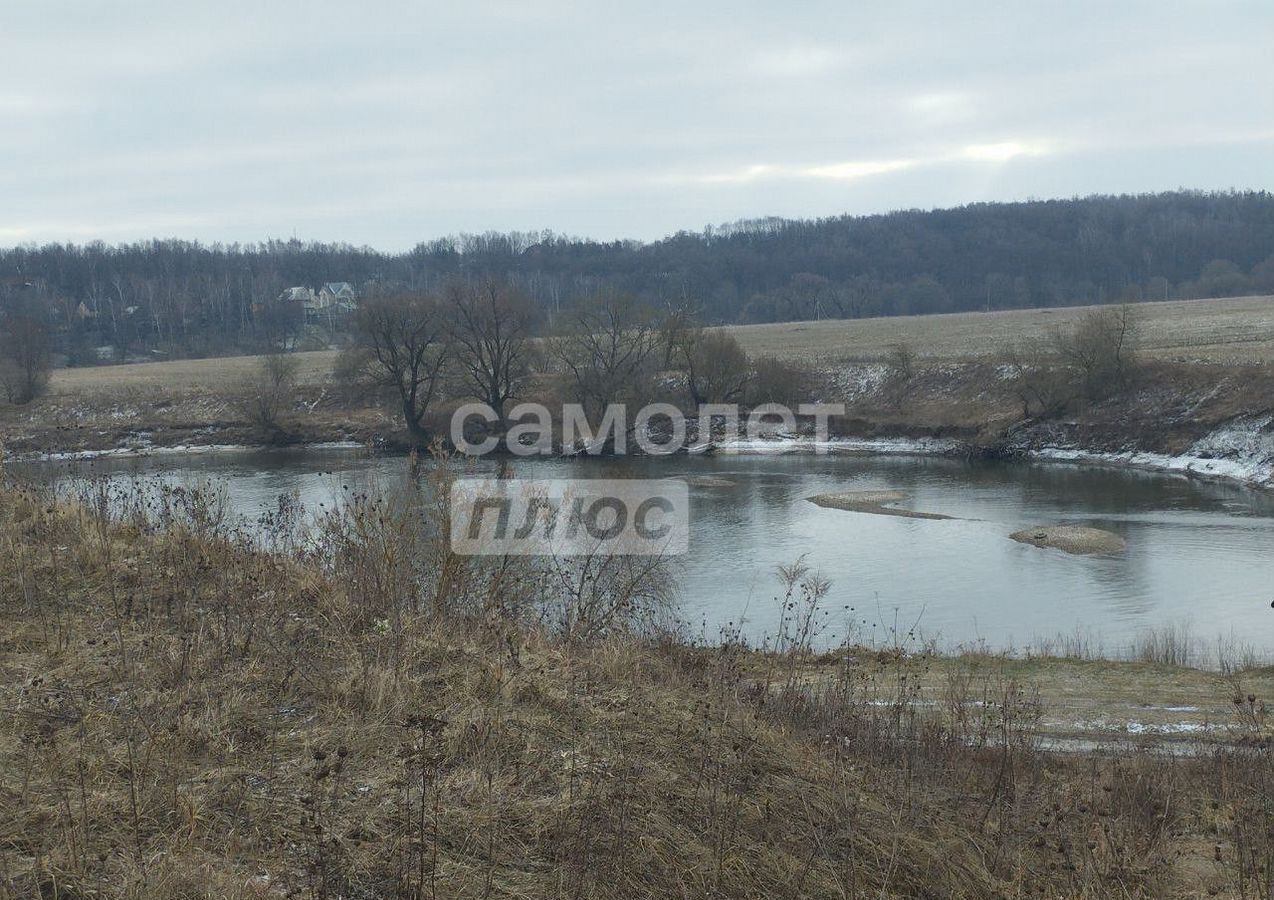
2,190,1273,362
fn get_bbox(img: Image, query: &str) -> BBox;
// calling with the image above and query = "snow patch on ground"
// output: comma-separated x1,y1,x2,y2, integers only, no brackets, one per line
715,435,963,456
21,440,365,463
1051,718,1219,736
831,363,889,401
1123,721,1215,736
1035,415,1274,489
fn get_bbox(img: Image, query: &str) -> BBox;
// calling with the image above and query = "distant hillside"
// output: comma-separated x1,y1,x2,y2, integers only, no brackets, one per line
2,190,1272,361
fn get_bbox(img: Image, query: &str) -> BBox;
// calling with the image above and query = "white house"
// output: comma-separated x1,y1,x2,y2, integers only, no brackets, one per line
278,283,356,324
317,282,357,312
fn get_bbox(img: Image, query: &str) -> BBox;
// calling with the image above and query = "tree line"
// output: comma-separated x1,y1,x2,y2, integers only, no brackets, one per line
335,282,794,448
2,190,1273,368
235,275,1158,458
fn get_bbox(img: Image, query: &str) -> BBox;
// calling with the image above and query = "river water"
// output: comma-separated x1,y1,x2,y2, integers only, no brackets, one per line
20,446,1274,655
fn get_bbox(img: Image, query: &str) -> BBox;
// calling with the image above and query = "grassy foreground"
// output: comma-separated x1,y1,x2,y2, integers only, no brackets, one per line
4,477,1274,899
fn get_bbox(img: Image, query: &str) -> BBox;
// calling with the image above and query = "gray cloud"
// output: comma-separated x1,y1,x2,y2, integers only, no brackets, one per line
2,0,1271,247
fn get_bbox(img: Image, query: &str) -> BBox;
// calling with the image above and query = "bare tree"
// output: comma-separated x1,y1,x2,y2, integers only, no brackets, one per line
1004,338,1073,418
0,312,52,405
884,341,918,409
657,297,700,369
673,326,749,405
1055,305,1139,401
354,292,451,445
1004,305,1140,418
551,291,662,422
235,350,298,439
885,342,917,383
445,278,536,421
744,356,813,407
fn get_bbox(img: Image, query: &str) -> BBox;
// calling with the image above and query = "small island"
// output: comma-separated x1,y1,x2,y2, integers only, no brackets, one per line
808,490,954,520
1010,524,1127,555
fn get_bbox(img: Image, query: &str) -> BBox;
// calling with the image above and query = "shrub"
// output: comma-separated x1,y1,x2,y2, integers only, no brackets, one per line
744,355,813,407
0,313,51,405
235,351,298,437
679,329,749,405
1055,305,1139,401
883,341,918,408
884,341,917,383
332,345,383,405
1005,305,1141,417
1003,338,1076,418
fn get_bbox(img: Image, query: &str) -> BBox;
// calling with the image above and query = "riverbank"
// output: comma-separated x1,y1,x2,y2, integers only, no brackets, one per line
3,352,1272,492
824,358,1274,491
2,478,1273,898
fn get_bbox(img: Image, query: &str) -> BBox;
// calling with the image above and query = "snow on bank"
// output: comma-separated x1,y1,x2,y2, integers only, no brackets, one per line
1034,415,1274,489
18,440,365,463
708,415,1273,491
712,434,964,455
12,415,1271,492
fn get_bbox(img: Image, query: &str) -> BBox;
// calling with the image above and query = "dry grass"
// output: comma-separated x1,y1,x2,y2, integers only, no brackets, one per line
44,295,1274,402
831,651,1274,749
5,475,1274,898
721,294,1274,365
48,350,341,397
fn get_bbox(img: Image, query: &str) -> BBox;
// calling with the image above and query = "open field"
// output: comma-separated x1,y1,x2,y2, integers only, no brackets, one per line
44,294,1274,399
723,293,1274,365
48,347,342,396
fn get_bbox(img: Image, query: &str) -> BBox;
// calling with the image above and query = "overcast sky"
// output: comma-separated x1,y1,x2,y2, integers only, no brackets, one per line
2,1,1271,249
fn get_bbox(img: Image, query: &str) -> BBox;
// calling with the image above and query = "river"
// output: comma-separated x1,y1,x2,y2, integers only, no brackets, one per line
18,446,1274,656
